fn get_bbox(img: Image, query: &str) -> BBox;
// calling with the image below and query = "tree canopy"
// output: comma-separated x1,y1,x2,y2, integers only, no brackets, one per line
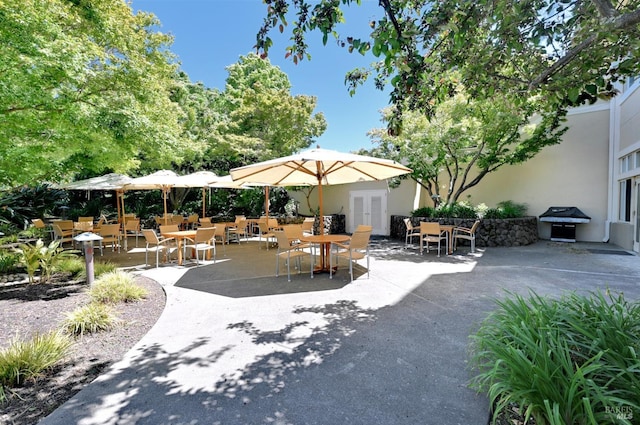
257,0,640,132
0,0,197,187
368,89,567,206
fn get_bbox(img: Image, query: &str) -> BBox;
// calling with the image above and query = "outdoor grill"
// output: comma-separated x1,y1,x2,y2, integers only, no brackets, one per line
539,206,591,242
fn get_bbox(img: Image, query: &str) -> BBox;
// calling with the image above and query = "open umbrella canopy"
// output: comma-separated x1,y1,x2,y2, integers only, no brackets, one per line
230,147,412,233
55,173,132,191
122,170,179,191
229,147,411,187
174,171,219,188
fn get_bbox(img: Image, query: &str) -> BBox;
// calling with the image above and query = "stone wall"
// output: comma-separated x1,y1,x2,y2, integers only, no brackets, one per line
390,216,539,247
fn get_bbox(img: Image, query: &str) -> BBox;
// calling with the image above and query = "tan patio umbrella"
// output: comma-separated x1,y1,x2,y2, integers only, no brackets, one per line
174,171,220,218
122,170,180,217
56,173,132,223
229,147,412,234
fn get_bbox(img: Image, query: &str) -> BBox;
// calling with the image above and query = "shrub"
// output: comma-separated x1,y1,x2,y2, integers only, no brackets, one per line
55,257,87,278
411,206,435,217
469,290,640,425
0,331,72,388
63,302,117,336
89,271,147,304
0,251,21,274
94,261,118,278
483,200,528,219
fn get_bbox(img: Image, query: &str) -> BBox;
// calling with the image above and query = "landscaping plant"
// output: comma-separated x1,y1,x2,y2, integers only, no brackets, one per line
63,303,117,337
470,290,640,424
13,240,79,283
0,331,72,389
88,270,147,304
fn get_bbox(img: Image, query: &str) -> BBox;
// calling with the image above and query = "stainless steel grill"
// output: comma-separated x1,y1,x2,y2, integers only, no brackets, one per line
539,207,591,242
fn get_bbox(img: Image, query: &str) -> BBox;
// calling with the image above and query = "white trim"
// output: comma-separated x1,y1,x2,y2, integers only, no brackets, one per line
566,101,611,116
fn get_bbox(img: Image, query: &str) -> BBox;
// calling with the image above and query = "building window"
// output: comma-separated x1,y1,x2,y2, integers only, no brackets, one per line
620,179,632,222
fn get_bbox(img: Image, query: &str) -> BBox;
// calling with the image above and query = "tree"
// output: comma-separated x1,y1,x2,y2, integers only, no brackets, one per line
215,54,327,163
367,90,567,206
0,0,191,187
256,0,640,132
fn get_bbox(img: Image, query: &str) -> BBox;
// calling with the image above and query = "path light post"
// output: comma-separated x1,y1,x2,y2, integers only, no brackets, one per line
73,232,103,286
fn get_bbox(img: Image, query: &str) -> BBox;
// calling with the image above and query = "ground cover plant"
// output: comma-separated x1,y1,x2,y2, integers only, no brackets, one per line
470,290,640,424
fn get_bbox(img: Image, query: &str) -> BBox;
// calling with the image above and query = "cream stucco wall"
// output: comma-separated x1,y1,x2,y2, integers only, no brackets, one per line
291,108,609,241
619,89,640,152
458,109,610,242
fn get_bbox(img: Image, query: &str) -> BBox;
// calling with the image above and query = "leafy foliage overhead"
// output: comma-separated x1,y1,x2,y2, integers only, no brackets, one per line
0,0,191,187
367,88,567,206
257,0,640,132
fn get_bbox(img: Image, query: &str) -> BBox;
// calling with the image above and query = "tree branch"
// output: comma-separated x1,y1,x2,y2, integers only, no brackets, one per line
530,5,640,88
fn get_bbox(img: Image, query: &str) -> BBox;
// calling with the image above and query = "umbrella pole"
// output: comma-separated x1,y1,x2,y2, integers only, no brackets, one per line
202,188,206,218
265,186,270,220
163,188,168,216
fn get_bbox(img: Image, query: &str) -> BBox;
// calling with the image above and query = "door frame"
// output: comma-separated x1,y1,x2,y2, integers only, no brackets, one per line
348,189,388,235
634,177,640,252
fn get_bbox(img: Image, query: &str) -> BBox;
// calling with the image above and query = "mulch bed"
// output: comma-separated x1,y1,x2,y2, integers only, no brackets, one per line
0,274,165,425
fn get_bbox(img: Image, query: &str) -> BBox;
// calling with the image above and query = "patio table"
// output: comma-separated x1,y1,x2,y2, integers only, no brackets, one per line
300,234,350,273
160,230,197,265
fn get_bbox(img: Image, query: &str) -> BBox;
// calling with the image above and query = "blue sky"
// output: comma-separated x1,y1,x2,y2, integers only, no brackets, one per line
132,0,389,153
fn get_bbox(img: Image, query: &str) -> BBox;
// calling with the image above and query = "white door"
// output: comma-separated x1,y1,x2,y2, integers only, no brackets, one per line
349,190,387,235
634,178,640,252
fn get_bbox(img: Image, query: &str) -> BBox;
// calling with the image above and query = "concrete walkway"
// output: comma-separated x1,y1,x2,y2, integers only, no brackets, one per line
41,239,640,425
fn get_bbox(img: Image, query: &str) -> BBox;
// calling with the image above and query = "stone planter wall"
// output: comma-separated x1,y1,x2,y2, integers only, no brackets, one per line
390,215,539,247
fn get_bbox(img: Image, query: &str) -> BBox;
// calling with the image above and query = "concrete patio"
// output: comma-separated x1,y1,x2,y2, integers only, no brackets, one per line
41,235,640,425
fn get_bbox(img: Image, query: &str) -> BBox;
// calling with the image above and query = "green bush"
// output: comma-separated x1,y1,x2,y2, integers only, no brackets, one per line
89,270,147,304
470,290,640,425
54,257,87,278
483,200,528,219
0,251,21,274
13,240,79,283
0,331,72,388
63,303,117,336
94,261,118,278
411,206,435,217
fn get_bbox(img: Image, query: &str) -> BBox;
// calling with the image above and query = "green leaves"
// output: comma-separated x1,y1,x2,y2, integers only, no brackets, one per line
470,290,640,424
0,0,185,186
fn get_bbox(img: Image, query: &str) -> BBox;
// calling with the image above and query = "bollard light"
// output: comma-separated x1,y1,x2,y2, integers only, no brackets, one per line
73,232,103,286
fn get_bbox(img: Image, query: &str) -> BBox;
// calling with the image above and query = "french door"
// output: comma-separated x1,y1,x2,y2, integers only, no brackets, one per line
349,190,387,235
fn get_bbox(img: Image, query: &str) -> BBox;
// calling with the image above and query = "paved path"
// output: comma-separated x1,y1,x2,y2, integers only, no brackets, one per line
41,240,640,425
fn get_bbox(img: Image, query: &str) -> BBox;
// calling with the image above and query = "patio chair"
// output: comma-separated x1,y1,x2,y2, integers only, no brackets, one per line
257,220,276,249
228,218,249,243
281,224,304,246
171,214,185,229
419,222,448,257
32,218,54,240
213,224,227,255
403,218,421,247
301,217,315,236
142,229,175,268
159,224,180,235
274,230,314,282
329,227,372,282
199,217,213,228
96,223,122,255
183,227,216,265
186,214,199,230
52,223,74,248
78,216,94,223
453,220,481,253
122,218,141,248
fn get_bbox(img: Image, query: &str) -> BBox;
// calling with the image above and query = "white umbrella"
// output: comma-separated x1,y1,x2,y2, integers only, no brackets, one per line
230,147,412,234
123,170,179,216
56,173,132,191
56,173,132,223
174,171,220,218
